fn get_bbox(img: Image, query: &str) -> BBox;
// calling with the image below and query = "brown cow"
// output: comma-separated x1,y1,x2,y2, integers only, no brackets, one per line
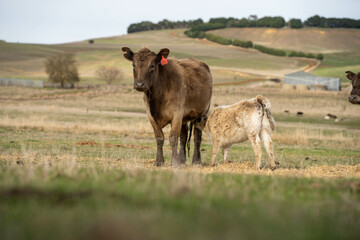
122,47,213,166
345,71,360,104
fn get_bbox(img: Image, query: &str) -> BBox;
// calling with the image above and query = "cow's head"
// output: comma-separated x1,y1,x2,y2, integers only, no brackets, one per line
122,47,170,92
345,71,360,104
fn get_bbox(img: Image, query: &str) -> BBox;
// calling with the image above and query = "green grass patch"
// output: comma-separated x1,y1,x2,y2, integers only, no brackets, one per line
0,125,360,239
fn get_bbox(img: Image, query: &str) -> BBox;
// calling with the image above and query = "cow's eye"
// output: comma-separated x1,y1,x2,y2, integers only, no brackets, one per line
132,63,135,68
150,65,155,69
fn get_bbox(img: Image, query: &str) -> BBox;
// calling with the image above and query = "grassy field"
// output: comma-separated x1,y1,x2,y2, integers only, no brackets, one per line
1,27,360,240
0,84,360,240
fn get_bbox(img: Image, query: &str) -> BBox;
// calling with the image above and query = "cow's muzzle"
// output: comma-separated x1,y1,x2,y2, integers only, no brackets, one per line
134,81,147,92
349,95,360,104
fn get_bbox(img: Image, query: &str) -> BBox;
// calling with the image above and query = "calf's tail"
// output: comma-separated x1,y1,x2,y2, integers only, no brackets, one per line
256,95,275,131
187,122,193,157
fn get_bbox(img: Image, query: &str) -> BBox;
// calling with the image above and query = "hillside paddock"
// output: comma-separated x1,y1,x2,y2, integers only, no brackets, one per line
0,84,359,240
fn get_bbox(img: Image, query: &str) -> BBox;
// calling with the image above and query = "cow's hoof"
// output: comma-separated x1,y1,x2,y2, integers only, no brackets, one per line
270,166,277,171
154,161,164,167
172,161,182,168
192,161,201,165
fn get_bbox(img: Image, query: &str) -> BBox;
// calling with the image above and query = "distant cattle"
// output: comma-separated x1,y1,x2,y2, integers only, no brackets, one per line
195,95,276,170
345,71,360,104
324,113,337,120
122,47,212,166
297,111,303,116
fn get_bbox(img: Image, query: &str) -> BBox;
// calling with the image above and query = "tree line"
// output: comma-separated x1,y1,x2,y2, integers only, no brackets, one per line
187,32,323,60
128,15,360,34
127,19,203,33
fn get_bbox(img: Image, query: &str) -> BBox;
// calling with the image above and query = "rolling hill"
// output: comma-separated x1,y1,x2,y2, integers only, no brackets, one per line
209,27,360,53
0,29,308,85
209,27,360,81
0,28,359,84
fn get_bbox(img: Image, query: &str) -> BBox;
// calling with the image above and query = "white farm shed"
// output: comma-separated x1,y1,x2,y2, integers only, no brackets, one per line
284,71,341,91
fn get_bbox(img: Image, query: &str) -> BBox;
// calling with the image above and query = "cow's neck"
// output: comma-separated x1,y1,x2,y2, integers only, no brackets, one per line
147,66,173,100
144,68,170,119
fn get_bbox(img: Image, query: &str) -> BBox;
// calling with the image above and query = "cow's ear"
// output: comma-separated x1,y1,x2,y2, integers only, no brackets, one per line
122,47,134,61
156,48,170,63
345,71,356,81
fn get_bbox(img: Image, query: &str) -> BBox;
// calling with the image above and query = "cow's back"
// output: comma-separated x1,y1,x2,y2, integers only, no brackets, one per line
178,58,212,120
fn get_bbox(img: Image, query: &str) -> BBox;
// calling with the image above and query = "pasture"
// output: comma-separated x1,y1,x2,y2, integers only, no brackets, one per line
209,27,360,82
1,84,360,240
1,27,360,239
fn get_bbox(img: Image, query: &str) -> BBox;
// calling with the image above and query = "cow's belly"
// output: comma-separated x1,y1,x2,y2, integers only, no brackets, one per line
219,129,248,146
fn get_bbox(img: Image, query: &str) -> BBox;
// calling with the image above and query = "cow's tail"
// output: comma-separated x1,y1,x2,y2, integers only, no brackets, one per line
187,122,193,157
256,95,275,131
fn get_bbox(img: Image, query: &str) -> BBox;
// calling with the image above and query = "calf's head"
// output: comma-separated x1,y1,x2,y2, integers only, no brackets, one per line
345,71,360,104
122,47,170,92
194,115,208,131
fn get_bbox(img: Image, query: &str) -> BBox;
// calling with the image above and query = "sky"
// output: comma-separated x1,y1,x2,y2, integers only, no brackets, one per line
0,0,359,44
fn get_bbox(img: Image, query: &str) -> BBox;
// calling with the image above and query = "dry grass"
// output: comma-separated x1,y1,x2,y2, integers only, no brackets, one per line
0,114,153,136
209,28,360,53
142,159,360,179
2,149,359,181
1,85,360,180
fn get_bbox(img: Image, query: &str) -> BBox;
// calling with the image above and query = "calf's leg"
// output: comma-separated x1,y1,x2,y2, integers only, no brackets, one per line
192,127,202,165
210,141,220,166
222,144,232,163
249,135,262,170
261,129,276,170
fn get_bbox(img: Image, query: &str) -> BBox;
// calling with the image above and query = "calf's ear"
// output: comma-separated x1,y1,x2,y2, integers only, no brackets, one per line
156,48,170,62
122,47,134,61
345,71,356,81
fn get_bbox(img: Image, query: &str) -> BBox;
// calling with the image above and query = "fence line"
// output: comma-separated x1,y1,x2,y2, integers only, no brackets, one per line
0,78,44,88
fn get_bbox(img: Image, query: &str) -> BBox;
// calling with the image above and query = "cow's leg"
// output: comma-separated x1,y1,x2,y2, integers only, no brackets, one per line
170,116,183,167
152,128,165,166
222,144,232,163
210,141,220,166
192,127,202,165
179,123,188,164
147,116,165,166
261,129,276,170
249,134,262,170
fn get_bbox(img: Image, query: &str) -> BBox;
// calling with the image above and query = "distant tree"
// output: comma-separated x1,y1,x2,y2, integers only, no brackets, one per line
304,15,326,27
209,17,230,25
248,15,258,27
257,16,285,28
230,18,249,28
45,53,79,88
316,53,324,60
289,19,303,28
89,39,94,44
305,15,360,28
96,66,123,84
248,15,258,21
188,18,204,27
184,30,205,38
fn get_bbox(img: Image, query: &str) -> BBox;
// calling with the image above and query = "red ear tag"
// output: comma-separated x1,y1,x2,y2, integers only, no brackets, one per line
161,55,168,65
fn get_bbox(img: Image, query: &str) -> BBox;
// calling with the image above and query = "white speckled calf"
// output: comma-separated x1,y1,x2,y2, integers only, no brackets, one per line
196,95,276,170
